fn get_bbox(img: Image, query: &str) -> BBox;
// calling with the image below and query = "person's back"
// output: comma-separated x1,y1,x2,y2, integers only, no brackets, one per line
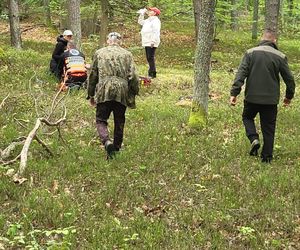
96,45,133,78
59,41,87,86
245,42,291,104
87,32,139,159
64,49,86,74
230,29,295,163
232,31,295,105
90,44,138,106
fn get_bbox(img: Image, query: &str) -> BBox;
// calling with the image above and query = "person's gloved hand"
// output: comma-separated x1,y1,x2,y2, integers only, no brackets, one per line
137,8,147,15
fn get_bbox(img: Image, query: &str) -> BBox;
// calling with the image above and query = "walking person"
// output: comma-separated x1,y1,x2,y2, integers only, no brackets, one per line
137,7,161,78
87,32,139,159
230,29,295,163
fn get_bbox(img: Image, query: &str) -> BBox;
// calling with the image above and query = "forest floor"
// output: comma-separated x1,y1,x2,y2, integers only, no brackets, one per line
0,20,300,249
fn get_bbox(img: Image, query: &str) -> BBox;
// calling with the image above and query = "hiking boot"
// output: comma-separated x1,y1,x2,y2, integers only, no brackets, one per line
261,157,272,164
249,139,260,156
148,72,156,79
105,140,116,159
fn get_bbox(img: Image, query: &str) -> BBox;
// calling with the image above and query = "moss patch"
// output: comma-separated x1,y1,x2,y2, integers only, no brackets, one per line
188,101,207,128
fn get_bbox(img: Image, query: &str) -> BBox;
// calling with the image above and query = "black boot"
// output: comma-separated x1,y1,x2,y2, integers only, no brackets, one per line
148,71,156,79
261,156,272,164
249,139,260,156
105,140,116,160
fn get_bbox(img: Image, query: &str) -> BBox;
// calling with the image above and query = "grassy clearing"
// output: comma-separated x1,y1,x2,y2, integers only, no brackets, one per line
1,20,300,249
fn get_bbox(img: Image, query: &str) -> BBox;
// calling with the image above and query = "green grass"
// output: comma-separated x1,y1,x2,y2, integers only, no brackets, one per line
1,20,300,249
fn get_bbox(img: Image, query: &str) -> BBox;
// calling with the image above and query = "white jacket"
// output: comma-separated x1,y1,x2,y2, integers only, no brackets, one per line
138,15,161,47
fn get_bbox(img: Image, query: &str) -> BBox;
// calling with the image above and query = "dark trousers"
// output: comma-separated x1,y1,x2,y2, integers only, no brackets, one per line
145,47,157,77
242,101,277,159
50,58,61,79
96,101,126,150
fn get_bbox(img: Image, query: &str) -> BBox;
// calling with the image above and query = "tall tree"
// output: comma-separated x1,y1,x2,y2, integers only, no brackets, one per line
8,0,22,49
193,0,201,40
99,0,109,48
231,0,238,31
189,0,216,128
68,0,82,49
252,0,259,39
265,0,280,35
43,0,52,26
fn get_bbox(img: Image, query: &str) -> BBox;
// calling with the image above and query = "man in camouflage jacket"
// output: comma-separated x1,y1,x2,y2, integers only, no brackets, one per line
87,32,139,158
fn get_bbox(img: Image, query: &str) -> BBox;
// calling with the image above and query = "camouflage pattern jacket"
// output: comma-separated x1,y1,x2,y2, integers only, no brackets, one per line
87,44,139,108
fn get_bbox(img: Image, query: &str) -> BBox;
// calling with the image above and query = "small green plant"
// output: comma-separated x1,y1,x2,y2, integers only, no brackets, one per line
239,226,256,240
0,222,76,249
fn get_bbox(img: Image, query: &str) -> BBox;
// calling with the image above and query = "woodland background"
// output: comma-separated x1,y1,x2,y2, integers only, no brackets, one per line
0,0,300,249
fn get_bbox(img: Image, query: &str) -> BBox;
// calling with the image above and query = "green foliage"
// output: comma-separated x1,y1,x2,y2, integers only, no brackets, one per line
0,221,76,249
49,0,66,16
1,16,300,249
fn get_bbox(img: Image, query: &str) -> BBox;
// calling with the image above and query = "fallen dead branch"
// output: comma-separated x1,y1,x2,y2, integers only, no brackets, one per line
18,110,66,176
0,154,21,167
1,137,26,160
0,135,54,167
0,94,10,110
34,135,54,157
13,117,29,129
1,72,69,182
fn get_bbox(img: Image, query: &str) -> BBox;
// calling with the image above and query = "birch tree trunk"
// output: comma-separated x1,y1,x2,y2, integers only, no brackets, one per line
99,0,109,48
68,0,82,49
189,0,216,128
252,0,259,40
8,0,22,49
265,0,280,36
193,0,201,40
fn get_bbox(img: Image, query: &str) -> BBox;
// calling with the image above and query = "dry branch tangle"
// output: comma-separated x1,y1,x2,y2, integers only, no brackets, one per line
0,94,10,110
17,115,66,176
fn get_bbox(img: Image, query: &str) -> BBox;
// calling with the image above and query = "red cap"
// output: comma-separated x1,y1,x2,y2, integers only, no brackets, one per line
148,7,161,16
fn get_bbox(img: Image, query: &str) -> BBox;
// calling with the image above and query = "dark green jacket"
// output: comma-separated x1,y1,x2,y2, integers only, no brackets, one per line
231,41,295,104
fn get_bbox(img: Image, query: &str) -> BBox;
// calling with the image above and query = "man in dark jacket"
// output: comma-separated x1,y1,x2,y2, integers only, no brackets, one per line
87,32,139,159
230,29,295,163
58,41,87,87
49,30,73,78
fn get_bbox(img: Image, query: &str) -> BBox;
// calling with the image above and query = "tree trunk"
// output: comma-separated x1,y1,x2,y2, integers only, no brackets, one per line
68,0,82,49
265,0,280,36
193,0,201,40
230,0,238,31
43,0,52,26
8,0,22,49
189,0,216,128
99,0,109,48
252,0,259,40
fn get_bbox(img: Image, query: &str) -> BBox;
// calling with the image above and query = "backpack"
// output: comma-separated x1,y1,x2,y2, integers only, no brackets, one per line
65,49,87,77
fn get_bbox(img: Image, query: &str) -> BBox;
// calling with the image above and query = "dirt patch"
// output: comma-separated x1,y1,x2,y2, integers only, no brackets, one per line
0,21,57,44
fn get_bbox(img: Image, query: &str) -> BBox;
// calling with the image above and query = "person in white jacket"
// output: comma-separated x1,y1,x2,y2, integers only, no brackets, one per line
138,7,161,78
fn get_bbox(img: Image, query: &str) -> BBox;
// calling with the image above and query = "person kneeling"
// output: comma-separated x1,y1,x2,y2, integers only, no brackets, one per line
58,41,87,89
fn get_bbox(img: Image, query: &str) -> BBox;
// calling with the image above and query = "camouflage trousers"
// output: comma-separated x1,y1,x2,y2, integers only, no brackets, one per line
96,101,126,150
